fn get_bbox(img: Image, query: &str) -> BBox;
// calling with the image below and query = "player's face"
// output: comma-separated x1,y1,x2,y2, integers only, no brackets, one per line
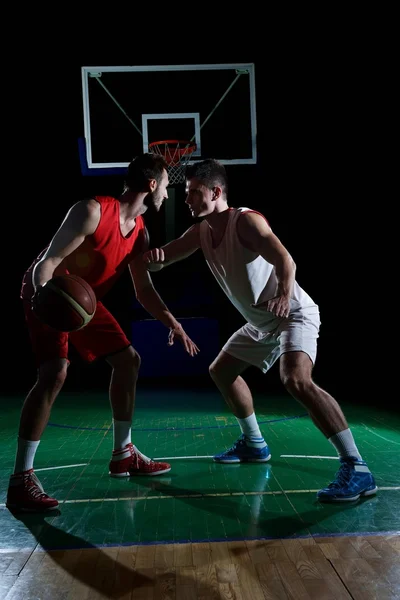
145,169,169,212
185,179,215,218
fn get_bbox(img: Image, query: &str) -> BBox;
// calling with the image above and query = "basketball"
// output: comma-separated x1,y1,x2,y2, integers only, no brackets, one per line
34,274,97,332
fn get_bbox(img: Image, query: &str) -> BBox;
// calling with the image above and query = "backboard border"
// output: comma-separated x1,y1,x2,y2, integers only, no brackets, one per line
80,63,257,173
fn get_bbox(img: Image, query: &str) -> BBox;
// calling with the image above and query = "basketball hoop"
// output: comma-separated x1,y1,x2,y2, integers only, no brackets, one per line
148,139,197,185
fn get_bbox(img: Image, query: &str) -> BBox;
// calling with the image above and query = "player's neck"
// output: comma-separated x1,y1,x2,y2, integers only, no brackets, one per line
119,191,146,220
205,206,231,229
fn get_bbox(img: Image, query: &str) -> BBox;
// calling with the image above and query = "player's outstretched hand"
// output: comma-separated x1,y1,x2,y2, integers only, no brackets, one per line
143,248,164,264
143,248,165,272
168,325,200,357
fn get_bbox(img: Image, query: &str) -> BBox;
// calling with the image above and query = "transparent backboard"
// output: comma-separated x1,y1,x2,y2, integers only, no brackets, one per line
79,63,257,178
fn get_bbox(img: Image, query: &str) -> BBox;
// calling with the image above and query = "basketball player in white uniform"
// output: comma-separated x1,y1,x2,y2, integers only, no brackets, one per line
143,159,377,503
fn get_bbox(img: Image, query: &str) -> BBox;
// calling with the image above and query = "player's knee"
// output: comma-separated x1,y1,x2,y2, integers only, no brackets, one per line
108,346,141,377
209,360,220,381
281,372,309,395
209,360,232,385
38,359,68,393
128,349,141,376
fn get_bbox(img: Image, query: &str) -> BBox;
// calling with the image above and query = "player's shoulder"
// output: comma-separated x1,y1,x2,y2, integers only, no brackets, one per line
67,197,100,217
90,195,117,207
60,198,100,235
236,208,270,229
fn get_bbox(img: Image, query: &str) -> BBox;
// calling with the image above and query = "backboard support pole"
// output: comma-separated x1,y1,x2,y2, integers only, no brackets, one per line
165,187,176,242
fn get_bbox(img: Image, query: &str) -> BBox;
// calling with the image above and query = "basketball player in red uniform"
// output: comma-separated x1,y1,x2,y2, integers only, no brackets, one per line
7,153,199,512
143,159,377,503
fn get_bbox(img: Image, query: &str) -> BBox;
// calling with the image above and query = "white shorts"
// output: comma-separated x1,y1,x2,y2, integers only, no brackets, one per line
222,308,321,373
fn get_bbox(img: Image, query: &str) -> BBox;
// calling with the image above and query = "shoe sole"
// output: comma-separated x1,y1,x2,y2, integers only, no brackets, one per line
109,468,172,477
213,454,271,464
6,503,59,512
129,468,172,476
318,485,378,503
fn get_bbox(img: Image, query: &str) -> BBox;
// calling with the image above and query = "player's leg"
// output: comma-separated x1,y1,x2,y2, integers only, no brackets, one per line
279,314,377,502
209,351,253,418
18,358,68,443
72,302,170,477
7,302,67,512
210,324,277,463
280,351,356,436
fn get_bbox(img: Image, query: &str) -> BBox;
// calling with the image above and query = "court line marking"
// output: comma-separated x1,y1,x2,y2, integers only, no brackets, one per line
153,455,214,460
361,424,400,446
153,455,338,460
281,455,339,460
1,487,398,509
35,463,88,472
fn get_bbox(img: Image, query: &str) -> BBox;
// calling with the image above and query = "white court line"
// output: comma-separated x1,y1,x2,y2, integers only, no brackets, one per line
35,463,88,472
281,455,339,460
1,486,399,509
362,424,400,446
153,456,214,460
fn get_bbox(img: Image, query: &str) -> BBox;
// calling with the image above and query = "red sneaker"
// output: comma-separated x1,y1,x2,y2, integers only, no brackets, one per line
109,443,171,477
6,469,59,512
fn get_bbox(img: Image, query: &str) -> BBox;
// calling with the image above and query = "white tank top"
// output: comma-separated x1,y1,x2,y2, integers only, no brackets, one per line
199,207,318,331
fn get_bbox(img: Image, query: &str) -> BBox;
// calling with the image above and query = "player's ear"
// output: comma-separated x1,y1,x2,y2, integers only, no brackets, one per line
147,178,157,192
212,186,222,201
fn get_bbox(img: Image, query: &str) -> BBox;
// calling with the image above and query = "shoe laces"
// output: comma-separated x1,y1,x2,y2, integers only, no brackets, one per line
132,445,152,468
227,435,247,454
328,460,354,489
23,471,49,500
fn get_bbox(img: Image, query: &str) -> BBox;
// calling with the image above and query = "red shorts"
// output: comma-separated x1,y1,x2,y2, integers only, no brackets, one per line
23,300,131,366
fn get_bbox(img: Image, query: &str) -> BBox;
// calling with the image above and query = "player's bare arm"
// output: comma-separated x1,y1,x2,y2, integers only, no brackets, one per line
129,241,199,357
32,199,100,290
142,224,201,270
238,212,296,318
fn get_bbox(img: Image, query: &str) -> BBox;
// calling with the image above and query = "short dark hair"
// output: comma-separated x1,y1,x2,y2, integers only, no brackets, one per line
185,159,228,196
124,153,168,192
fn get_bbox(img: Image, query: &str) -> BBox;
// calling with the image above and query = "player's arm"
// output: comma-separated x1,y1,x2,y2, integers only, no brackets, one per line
237,212,296,318
142,224,201,271
129,233,199,356
32,199,100,291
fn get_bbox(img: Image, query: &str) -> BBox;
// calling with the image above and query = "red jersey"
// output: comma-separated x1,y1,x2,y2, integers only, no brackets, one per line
21,196,146,300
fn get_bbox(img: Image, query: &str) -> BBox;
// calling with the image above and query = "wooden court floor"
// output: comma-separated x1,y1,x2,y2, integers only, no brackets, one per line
1,388,399,599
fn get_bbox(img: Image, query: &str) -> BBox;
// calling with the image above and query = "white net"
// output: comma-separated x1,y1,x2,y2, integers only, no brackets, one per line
149,140,196,185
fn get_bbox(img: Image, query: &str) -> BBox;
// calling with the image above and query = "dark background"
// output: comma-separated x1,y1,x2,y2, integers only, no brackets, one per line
3,31,378,406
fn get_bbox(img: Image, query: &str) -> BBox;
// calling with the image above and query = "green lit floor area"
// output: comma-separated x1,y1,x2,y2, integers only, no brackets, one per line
0,389,399,550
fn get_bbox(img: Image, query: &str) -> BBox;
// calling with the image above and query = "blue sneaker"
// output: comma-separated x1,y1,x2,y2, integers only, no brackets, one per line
213,434,271,463
317,457,378,502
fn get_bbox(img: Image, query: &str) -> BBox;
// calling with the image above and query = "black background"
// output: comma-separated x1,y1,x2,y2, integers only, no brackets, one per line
2,26,379,406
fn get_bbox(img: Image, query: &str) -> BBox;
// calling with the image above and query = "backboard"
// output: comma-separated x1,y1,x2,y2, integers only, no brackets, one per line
79,63,257,178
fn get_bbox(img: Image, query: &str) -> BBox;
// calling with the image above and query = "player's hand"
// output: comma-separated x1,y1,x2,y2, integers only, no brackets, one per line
142,248,165,272
168,325,200,357
252,295,291,318
143,248,165,264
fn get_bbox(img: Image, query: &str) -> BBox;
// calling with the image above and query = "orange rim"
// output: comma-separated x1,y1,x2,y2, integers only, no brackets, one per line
148,140,197,158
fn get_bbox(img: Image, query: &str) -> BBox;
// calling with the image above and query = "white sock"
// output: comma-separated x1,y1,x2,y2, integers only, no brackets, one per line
113,419,131,451
328,428,363,462
14,438,40,473
237,413,267,448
